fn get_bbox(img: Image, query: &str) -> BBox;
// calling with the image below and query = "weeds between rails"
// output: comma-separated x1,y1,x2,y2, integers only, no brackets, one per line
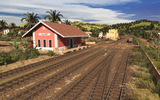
7,47,111,100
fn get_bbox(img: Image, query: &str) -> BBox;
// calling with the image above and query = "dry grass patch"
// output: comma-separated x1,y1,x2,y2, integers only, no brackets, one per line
0,55,54,73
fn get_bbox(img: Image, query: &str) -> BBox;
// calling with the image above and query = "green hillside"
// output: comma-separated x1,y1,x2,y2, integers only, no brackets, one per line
18,23,27,27
130,22,160,28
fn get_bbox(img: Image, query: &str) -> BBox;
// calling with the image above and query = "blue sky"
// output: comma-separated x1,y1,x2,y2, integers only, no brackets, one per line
0,0,160,25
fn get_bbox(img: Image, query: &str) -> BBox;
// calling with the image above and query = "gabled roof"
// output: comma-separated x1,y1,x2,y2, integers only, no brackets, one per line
22,21,88,38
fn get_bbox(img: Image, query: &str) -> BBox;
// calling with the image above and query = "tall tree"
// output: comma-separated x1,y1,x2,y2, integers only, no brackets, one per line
9,22,16,32
0,20,8,32
62,19,72,25
44,10,63,23
150,22,155,30
21,12,41,29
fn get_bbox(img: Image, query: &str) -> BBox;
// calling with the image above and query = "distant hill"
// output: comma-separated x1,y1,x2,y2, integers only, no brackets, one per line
130,22,160,28
70,19,160,31
18,23,27,27
71,21,109,31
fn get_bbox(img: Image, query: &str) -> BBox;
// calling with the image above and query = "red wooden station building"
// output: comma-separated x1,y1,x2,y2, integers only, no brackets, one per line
22,21,88,50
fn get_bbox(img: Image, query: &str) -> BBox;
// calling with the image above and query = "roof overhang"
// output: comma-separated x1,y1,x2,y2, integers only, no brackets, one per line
22,21,88,38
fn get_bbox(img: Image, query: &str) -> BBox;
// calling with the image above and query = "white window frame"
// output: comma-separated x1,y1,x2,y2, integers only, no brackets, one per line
43,39,46,47
49,39,52,48
38,39,41,47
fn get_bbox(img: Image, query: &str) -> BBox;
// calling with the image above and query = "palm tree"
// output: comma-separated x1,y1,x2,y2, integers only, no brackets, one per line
21,12,41,30
44,10,63,23
62,19,72,25
0,20,8,33
9,22,16,32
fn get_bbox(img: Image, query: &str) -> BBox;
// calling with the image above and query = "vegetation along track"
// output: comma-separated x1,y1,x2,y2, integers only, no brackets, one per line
0,46,94,82
2,46,110,100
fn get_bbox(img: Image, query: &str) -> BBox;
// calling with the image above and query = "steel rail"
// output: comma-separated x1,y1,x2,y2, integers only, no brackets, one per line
104,48,129,100
119,44,131,100
71,48,118,100
0,48,99,93
87,48,119,100
56,48,117,100
8,47,107,100
0,45,90,80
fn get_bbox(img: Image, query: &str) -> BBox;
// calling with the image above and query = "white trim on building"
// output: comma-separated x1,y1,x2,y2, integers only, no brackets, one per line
55,33,58,48
33,31,35,48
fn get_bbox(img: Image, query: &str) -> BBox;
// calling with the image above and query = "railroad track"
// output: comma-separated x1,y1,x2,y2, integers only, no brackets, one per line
56,47,119,100
55,44,131,100
0,46,93,82
0,37,131,100
98,36,129,45
0,47,104,99
4,46,111,100
0,46,99,84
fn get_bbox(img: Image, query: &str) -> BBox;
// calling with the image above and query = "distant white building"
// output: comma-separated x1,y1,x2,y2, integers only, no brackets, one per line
85,31,92,37
3,29,10,35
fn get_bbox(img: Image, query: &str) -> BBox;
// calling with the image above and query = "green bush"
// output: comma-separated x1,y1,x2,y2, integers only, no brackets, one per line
19,51,28,60
0,37,11,41
0,51,12,65
28,48,39,59
47,50,55,56
15,38,21,42
88,40,98,43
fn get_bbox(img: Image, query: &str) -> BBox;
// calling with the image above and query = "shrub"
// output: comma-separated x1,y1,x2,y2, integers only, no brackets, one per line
0,37,11,41
15,38,21,42
19,51,28,60
0,51,12,65
47,50,55,56
88,40,98,43
28,48,39,59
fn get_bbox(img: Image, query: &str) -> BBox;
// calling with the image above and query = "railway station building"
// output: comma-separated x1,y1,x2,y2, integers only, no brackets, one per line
22,21,88,50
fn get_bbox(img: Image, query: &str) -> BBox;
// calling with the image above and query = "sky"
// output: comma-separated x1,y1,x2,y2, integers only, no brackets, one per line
0,0,160,26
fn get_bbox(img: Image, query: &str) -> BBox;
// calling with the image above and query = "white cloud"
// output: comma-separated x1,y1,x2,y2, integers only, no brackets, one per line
0,0,138,25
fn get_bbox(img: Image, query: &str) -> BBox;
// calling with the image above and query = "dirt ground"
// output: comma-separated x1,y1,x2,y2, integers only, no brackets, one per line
0,41,22,52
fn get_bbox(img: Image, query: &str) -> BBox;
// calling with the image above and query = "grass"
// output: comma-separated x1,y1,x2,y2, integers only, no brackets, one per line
0,65,46,84
86,47,105,57
130,47,160,100
130,22,151,28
